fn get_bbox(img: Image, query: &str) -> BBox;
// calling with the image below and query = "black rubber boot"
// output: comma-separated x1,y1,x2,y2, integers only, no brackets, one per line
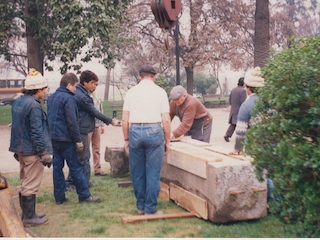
19,192,46,219
21,195,48,226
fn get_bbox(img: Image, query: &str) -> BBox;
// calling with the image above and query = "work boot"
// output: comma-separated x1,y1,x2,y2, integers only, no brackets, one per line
21,195,48,226
79,196,101,203
19,192,46,219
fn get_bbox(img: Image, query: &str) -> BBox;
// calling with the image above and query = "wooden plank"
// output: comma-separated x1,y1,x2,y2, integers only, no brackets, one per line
169,183,208,220
118,181,132,188
180,136,211,147
122,212,196,224
158,181,170,202
205,146,254,162
168,142,222,179
0,183,27,237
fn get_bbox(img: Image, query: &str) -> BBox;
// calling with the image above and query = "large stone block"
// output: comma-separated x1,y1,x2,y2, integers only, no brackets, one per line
161,141,267,223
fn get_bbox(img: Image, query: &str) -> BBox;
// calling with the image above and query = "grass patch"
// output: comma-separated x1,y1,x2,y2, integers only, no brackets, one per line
0,101,118,125
0,105,12,124
2,169,299,238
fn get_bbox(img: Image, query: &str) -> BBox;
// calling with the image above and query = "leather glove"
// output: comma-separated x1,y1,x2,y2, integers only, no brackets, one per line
76,142,84,152
38,152,52,168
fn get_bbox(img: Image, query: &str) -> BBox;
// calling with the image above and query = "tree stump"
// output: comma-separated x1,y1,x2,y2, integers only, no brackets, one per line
105,146,129,177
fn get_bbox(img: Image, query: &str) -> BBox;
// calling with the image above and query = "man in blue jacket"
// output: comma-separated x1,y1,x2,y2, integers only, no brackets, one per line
67,70,120,188
9,68,52,226
47,72,101,204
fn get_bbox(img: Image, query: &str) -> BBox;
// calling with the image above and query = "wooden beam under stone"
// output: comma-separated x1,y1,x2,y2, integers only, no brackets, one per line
122,212,196,224
158,181,170,201
169,182,208,220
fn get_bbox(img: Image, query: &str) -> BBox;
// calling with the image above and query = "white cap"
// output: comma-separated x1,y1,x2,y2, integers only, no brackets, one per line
244,67,265,88
24,68,48,90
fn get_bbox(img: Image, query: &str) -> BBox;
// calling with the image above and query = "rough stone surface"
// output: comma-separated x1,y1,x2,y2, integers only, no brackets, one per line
161,141,267,223
104,147,129,177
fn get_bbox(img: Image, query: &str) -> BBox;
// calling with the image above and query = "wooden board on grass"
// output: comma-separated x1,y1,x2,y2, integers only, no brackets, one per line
169,182,208,220
122,212,196,224
118,181,132,188
0,183,26,238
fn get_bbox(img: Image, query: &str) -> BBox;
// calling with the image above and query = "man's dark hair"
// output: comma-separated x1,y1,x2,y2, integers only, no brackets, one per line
238,77,244,86
80,70,98,85
22,89,38,95
139,72,156,78
60,72,78,87
139,65,157,78
247,86,256,93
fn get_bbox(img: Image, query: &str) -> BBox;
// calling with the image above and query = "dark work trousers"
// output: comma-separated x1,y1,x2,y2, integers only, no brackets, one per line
225,124,236,138
65,133,91,187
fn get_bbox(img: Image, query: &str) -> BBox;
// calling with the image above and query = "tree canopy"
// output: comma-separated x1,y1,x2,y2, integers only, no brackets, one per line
0,0,131,75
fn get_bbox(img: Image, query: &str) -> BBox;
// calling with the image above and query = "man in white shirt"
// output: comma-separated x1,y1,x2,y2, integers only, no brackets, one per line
122,65,171,215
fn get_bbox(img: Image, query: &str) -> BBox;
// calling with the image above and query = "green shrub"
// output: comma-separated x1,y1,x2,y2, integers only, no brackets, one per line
245,36,320,237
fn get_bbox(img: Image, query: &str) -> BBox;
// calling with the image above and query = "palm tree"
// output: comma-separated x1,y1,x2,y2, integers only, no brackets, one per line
254,0,270,67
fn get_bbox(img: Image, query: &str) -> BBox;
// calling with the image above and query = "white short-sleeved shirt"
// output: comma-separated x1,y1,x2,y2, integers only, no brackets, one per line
123,79,169,123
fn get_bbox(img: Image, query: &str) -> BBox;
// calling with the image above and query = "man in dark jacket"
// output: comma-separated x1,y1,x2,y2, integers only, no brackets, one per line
224,77,246,142
47,72,101,204
67,70,120,187
9,68,52,226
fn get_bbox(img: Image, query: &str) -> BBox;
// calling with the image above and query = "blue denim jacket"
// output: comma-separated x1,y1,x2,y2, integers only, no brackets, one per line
74,84,112,134
47,86,82,143
9,94,52,155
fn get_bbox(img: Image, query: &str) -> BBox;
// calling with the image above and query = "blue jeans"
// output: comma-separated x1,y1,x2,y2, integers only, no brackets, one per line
129,123,164,214
52,141,91,202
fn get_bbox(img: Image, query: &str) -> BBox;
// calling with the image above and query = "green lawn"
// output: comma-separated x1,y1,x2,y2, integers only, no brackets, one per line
3,171,299,238
0,101,118,125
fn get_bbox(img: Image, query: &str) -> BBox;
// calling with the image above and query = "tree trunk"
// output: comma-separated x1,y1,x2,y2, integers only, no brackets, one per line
286,0,296,47
185,66,194,95
254,0,270,68
104,68,111,101
25,0,44,74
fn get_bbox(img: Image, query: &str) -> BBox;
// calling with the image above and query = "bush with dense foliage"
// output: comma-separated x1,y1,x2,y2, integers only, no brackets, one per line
245,36,320,237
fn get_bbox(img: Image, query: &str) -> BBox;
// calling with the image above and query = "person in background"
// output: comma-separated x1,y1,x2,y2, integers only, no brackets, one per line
169,85,212,143
66,70,120,190
229,67,264,155
9,68,52,226
122,65,171,215
224,77,246,142
47,72,101,204
88,88,106,176
228,67,276,211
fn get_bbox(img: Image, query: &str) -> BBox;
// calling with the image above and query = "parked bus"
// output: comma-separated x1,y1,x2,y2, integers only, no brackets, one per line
0,79,24,103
